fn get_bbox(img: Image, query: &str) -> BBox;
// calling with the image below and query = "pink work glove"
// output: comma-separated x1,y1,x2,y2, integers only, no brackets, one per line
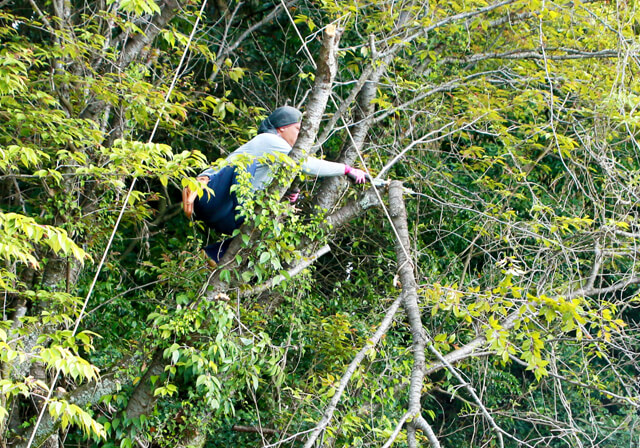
287,191,300,204
286,188,300,204
344,165,366,184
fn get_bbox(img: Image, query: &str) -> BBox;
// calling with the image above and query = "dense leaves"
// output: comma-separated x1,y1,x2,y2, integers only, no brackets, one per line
2,0,640,447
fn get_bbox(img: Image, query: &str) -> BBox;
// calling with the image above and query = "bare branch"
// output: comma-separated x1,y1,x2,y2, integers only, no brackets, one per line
231,425,305,441
370,71,492,125
208,1,299,82
302,294,403,448
394,0,520,53
237,245,331,298
440,48,619,65
567,276,640,299
324,187,384,229
118,0,180,69
426,344,505,448
380,413,412,448
13,358,139,448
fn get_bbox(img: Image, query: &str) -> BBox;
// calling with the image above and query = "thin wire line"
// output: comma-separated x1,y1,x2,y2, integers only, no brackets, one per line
329,94,413,263
279,0,317,69
24,2,209,446
273,19,421,444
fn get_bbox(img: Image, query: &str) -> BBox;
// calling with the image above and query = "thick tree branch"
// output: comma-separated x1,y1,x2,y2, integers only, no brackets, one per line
440,48,618,65
314,64,376,148
13,357,139,448
313,10,416,213
388,181,440,448
396,0,520,53
123,352,165,423
314,74,380,212
237,245,331,299
324,187,384,229
118,0,181,69
289,24,340,163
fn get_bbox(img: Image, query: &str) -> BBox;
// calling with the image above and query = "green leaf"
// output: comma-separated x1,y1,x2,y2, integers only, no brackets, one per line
259,252,270,264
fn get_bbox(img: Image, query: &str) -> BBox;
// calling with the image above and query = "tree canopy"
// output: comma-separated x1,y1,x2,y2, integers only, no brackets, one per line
2,0,640,447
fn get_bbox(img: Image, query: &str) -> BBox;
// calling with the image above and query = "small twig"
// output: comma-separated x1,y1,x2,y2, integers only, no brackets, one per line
11,176,27,214
380,412,411,448
586,241,603,290
427,343,505,448
208,0,299,82
27,0,56,34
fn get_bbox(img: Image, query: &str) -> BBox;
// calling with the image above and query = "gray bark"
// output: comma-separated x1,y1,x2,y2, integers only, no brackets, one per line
388,181,441,448
314,78,378,213
118,0,181,69
124,353,166,421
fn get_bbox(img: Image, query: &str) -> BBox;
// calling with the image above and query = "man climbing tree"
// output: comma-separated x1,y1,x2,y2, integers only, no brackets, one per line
182,105,366,262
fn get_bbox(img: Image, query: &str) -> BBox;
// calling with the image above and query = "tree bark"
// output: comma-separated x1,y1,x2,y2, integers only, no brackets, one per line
289,24,341,164
388,181,441,448
118,0,181,69
123,352,166,422
12,358,139,448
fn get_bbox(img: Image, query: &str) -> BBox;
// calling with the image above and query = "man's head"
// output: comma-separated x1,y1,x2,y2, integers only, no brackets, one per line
258,106,302,146
276,121,301,147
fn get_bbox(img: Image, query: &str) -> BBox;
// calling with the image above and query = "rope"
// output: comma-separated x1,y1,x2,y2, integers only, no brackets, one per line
279,0,317,69
24,2,209,446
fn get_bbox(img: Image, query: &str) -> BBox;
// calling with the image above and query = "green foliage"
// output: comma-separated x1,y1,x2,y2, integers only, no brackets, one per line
225,153,328,285
0,212,88,268
48,399,106,439
3,0,640,446
109,0,161,16
134,299,287,445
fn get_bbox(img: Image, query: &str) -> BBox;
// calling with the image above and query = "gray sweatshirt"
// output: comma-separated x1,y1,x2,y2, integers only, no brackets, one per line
201,133,345,190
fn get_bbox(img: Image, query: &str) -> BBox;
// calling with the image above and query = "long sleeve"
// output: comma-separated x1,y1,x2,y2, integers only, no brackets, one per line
203,133,347,189
301,157,346,177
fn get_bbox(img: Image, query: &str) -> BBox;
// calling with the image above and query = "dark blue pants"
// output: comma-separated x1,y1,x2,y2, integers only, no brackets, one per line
193,162,257,262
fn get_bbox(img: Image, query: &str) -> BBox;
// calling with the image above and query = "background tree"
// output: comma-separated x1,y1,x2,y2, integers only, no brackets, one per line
1,0,640,447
